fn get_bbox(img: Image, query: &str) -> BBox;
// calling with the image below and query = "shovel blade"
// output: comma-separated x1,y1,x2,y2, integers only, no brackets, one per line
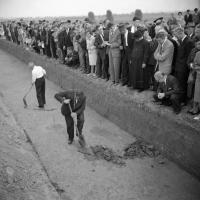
23,97,28,108
78,134,86,148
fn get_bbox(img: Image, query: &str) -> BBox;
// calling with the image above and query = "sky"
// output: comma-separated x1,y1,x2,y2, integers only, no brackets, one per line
0,0,199,18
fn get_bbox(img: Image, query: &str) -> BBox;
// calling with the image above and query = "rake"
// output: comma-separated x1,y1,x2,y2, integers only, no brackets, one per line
23,85,33,108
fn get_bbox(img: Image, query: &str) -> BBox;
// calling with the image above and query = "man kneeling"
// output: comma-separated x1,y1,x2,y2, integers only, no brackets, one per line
55,90,86,144
153,71,184,114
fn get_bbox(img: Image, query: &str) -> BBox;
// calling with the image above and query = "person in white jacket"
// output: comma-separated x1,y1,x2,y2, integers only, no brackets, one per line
154,30,174,75
86,30,97,76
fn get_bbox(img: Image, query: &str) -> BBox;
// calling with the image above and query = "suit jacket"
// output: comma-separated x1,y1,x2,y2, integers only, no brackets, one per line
58,29,73,49
154,39,174,75
55,90,86,116
184,14,193,25
127,31,134,50
94,33,105,49
63,29,73,47
157,75,183,96
40,28,47,43
174,36,194,73
103,29,109,41
109,28,121,58
147,39,158,66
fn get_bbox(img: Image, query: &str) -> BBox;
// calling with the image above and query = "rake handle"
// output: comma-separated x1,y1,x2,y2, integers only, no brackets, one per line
24,84,33,98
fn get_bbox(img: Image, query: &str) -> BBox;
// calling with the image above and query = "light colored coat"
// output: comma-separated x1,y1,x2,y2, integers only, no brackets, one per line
86,35,97,66
154,39,174,75
109,28,121,58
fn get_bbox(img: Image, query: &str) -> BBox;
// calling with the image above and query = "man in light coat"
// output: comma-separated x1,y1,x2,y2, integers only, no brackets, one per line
154,30,174,75
108,24,122,84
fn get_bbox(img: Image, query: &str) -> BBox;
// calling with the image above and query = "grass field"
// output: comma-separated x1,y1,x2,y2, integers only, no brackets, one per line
0,12,174,24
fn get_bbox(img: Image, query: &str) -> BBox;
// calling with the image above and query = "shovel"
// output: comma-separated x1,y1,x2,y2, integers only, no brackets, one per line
23,85,33,108
67,102,86,148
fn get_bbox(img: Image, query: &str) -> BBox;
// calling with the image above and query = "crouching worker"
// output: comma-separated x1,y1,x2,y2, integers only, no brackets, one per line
153,71,184,114
54,90,86,144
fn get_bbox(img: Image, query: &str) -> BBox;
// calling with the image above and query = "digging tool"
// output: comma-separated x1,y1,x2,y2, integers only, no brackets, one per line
23,84,33,108
64,99,86,148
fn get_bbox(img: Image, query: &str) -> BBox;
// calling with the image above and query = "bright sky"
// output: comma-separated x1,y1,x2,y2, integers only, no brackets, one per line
0,0,199,18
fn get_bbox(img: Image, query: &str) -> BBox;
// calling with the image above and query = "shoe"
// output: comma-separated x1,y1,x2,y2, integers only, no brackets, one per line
68,140,73,144
38,105,44,109
121,83,127,86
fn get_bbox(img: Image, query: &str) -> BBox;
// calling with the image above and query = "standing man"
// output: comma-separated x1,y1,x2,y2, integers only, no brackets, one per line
173,27,194,103
94,25,107,79
118,23,133,86
29,62,46,108
54,90,86,144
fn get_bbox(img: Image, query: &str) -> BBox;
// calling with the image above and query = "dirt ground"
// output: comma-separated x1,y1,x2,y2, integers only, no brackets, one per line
0,48,200,200
0,94,59,199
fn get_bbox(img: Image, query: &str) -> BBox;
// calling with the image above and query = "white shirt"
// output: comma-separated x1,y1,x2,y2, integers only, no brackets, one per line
125,30,128,46
182,35,187,42
32,65,46,83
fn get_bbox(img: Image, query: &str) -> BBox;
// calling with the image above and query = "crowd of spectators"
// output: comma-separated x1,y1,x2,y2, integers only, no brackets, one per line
1,8,200,117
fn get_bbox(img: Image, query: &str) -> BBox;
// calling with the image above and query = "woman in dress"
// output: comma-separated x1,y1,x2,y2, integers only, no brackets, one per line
86,30,97,76
129,30,149,91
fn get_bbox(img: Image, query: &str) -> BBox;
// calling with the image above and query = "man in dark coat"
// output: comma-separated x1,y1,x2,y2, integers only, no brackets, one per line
118,23,134,86
153,71,184,114
49,29,57,59
58,21,73,63
2,23,10,41
54,90,86,144
184,10,193,26
14,24,20,45
173,27,194,102
94,25,107,78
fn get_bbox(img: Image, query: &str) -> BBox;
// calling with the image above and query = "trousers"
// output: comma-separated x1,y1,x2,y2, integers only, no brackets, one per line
153,93,183,112
64,113,84,141
35,77,46,107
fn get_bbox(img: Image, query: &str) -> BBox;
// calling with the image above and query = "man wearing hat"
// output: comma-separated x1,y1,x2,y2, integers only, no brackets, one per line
154,30,174,75
184,10,193,26
173,26,194,103
57,21,73,63
94,25,108,79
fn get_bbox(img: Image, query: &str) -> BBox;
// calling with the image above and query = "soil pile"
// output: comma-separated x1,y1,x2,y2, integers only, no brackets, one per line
124,140,160,159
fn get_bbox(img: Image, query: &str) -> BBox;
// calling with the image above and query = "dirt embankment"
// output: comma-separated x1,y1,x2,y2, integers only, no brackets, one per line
0,96,59,200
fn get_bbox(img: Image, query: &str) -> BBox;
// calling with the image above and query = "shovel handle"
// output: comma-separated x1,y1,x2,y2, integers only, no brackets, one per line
24,84,33,98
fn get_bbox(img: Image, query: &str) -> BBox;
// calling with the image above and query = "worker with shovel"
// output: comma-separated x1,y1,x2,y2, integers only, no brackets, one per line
28,62,46,108
54,90,86,146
